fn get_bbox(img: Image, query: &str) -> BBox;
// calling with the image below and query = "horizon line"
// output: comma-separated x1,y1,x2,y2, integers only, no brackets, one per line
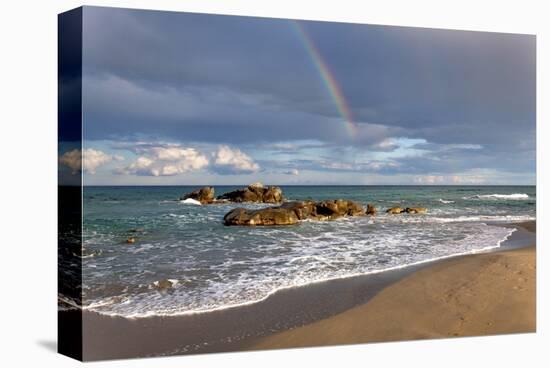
72,184,536,187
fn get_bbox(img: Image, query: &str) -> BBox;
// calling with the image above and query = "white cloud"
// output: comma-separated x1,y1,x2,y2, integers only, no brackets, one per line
212,145,260,174
413,175,487,184
319,160,399,172
59,149,81,174
84,148,123,174
370,138,399,151
445,144,483,150
59,148,122,174
322,161,354,170
117,145,209,176
284,169,300,176
364,161,399,170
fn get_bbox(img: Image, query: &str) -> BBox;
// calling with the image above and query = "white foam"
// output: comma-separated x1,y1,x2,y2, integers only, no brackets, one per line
81,222,520,319
180,198,202,205
390,214,536,224
438,199,455,204
464,193,530,200
86,232,513,319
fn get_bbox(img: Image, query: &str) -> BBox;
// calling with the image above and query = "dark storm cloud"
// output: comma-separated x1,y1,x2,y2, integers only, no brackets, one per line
80,6,535,180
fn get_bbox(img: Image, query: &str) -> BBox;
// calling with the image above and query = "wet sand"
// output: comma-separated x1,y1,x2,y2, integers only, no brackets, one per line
65,221,535,361
249,221,536,350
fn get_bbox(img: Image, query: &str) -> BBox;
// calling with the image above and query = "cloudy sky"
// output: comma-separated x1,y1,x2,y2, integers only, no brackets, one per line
62,6,535,185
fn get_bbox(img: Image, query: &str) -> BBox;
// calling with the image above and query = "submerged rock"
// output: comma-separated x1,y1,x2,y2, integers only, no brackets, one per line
218,183,283,203
386,206,405,214
224,199,366,226
153,279,175,290
386,206,427,214
405,207,427,214
366,204,377,216
180,186,215,204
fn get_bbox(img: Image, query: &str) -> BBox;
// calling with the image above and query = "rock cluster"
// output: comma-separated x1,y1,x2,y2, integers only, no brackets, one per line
179,183,428,228
180,183,283,204
223,199,367,226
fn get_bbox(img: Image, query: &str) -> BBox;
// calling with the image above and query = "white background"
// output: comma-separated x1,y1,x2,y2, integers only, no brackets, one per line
0,0,547,367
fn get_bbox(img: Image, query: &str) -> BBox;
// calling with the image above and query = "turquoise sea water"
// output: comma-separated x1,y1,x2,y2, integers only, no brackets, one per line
77,185,536,317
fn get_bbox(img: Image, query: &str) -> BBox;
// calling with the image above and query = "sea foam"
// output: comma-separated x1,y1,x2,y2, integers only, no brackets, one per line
464,193,529,200
81,220,518,319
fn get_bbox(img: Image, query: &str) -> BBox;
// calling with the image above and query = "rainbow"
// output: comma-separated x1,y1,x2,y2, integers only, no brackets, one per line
292,21,358,138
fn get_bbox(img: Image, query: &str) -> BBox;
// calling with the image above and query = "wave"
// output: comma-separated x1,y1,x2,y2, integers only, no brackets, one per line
463,193,530,200
390,214,535,224
438,199,455,204
58,294,82,310
436,215,535,223
80,225,518,319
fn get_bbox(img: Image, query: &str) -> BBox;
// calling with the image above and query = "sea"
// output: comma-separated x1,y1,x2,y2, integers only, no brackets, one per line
74,185,536,318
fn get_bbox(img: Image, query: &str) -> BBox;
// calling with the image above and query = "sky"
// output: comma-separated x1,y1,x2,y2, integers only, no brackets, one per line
60,6,536,185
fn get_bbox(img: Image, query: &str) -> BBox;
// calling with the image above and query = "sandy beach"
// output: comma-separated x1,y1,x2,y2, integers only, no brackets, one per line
249,221,536,350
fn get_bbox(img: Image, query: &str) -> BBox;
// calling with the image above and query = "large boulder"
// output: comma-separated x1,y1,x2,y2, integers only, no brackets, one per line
218,183,284,203
224,199,366,226
180,186,215,204
279,200,317,220
224,207,299,226
314,200,366,219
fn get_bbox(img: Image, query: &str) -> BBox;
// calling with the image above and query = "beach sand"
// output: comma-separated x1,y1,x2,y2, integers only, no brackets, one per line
249,221,536,350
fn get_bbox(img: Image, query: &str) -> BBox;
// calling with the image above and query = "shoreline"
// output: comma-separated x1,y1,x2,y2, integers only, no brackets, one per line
74,221,519,319
248,221,536,351
71,220,535,361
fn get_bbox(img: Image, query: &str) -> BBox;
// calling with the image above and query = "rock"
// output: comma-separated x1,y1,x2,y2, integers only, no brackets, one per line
263,186,283,203
386,206,404,214
279,200,317,220
248,182,264,189
224,207,299,226
315,200,366,219
154,279,174,290
366,204,377,216
385,206,427,214
405,207,427,214
180,186,215,204
218,189,253,203
218,184,284,203
224,199,365,226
